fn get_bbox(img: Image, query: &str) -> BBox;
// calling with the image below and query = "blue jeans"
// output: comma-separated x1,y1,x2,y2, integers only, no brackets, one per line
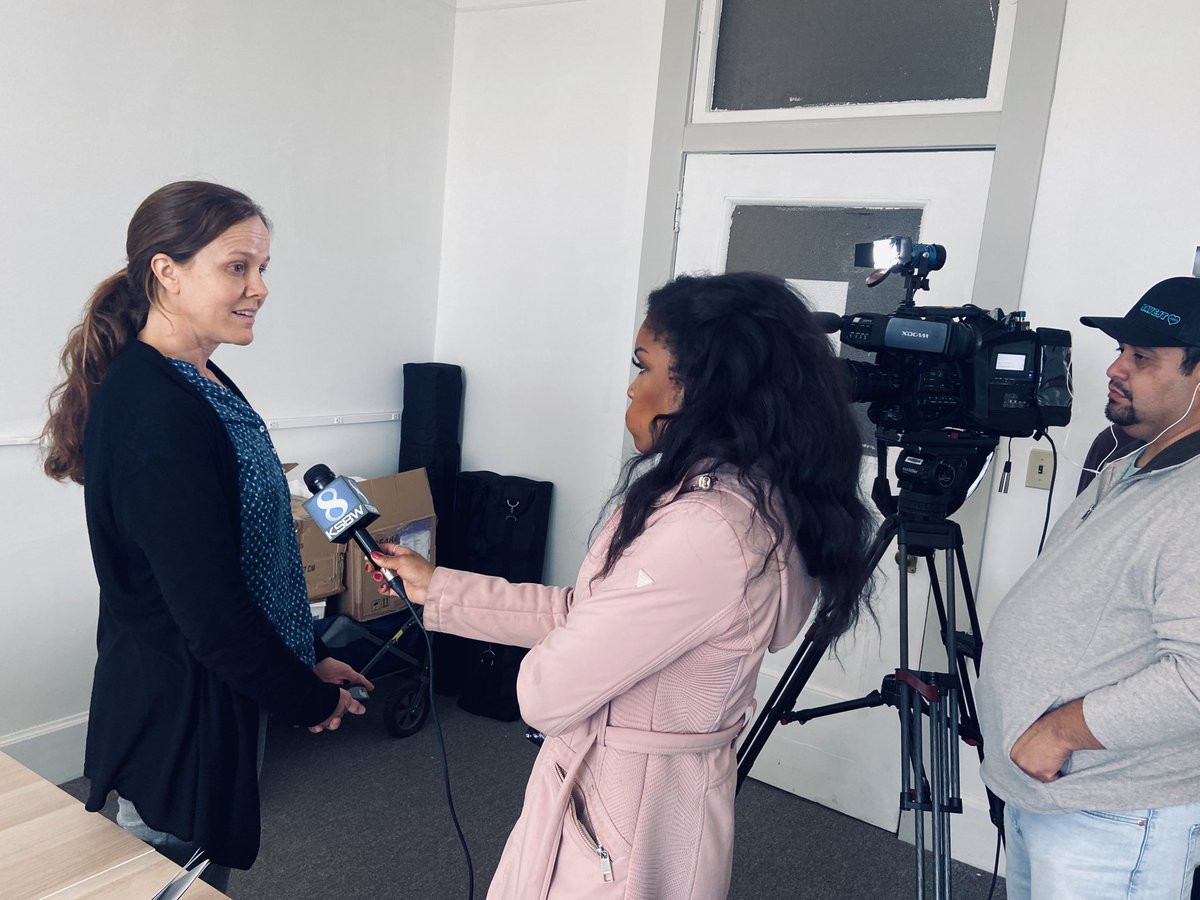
1005,802,1200,900
114,710,268,896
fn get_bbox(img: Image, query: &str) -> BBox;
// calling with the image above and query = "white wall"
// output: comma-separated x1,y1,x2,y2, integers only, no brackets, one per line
0,0,455,781
434,0,668,586
974,0,1200,628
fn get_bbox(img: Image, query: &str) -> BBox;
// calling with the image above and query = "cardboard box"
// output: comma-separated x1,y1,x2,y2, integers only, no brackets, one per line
291,495,346,601
337,468,436,622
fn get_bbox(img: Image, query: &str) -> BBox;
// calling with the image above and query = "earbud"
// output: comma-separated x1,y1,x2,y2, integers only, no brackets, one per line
1144,378,1200,450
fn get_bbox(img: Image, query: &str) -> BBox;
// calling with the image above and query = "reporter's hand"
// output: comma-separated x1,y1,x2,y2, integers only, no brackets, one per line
366,542,434,605
313,656,375,693
309,688,365,733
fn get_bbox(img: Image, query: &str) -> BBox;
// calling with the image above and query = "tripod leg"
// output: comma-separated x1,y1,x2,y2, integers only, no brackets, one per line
918,533,974,900
950,535,987,762
736,516,901,794
736,633,830,792
934,543,964,900
954,542,984,677
931,691,953,900
895,529,929,897
905,684,927,898
943,547,962,822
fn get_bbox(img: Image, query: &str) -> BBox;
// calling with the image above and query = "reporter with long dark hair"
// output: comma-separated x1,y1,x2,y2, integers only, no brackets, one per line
372,272,875,899
42,181,370,891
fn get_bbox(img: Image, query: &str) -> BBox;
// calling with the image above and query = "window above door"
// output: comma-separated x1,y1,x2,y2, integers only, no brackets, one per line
693,0,1016,125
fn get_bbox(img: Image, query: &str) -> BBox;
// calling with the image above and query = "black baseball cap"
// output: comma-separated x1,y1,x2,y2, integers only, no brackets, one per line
1081,276,1200,347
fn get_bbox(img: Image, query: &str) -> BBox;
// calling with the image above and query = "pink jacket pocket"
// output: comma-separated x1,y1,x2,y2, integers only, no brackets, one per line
549,761,633,895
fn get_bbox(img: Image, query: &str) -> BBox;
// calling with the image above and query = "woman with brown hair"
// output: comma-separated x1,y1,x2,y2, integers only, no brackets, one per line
42,180,370,891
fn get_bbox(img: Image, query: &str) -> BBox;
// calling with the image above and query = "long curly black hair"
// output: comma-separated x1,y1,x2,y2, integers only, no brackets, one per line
599,272,876,644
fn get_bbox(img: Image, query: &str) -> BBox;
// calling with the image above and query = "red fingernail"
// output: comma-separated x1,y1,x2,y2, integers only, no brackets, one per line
372,572,382,581
370,551,383,559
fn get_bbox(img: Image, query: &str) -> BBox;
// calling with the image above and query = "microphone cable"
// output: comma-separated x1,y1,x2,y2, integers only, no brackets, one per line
303,464,474,897
377,569,476,900
985,831,1002,900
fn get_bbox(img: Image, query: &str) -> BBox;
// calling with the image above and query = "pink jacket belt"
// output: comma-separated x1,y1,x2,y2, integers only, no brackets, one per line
598,718,745,755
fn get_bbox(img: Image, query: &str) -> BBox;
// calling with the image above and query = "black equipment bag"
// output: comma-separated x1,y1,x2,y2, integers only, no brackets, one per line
441,471,553,583
440,471,553,721
397,362,463,526
457,641,528,723
397,363,467,694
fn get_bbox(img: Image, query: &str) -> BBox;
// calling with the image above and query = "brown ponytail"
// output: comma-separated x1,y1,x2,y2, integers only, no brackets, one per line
41,180,268,484
41,271,151,483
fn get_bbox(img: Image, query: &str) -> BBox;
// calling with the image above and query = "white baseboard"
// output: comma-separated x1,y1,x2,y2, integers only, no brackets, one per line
0,713,88,785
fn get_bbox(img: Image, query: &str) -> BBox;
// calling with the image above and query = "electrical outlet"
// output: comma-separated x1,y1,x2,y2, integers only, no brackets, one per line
1026,449,1054,490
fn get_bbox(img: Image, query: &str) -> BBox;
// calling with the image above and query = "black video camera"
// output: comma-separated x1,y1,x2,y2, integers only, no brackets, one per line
823,237,1073,439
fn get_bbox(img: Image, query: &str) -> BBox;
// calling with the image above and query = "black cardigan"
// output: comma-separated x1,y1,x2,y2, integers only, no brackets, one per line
81,339,340,868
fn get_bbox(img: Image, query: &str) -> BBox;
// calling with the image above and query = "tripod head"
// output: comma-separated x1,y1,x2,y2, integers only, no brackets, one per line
870,428,998,523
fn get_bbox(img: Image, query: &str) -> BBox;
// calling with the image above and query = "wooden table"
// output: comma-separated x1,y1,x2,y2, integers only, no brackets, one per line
0,751,229,899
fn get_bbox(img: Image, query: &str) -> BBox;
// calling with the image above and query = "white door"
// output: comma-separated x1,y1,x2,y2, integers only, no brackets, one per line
674,151,997,852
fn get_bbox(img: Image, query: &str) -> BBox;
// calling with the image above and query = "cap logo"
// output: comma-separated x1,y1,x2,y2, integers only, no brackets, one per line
1140,303,1182,327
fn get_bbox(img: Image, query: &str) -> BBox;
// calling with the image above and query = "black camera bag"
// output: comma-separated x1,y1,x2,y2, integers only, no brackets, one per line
439,470,553,721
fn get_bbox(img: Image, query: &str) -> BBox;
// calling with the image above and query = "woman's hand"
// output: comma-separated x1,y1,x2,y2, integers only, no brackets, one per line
313,656,375,692
308,688,365,733
367,542,434,605
309,660,373,733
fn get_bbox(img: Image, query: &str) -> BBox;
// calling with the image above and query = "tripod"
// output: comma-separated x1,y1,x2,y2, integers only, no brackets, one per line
736,433,998,900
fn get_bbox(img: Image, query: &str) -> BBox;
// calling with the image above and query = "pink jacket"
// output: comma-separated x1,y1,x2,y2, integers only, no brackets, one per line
423,466,817,899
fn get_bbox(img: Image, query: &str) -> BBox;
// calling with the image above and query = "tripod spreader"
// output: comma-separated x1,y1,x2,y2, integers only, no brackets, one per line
781,672,978,745
781,672,906,725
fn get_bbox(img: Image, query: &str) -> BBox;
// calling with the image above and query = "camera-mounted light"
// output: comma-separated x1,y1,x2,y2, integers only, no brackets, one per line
854,236,947,295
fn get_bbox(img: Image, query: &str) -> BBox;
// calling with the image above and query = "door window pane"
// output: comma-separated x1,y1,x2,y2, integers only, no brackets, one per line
725,203,925,443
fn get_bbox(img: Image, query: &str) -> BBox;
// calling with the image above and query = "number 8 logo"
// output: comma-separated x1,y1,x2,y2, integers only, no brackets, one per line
314,488,350,522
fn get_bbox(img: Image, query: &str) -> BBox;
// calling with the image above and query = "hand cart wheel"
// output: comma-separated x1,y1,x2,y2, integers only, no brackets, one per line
385,677,430,738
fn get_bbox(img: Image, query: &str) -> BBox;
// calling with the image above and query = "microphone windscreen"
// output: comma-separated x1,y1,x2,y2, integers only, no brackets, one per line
304,464,335,493
813,312,844,334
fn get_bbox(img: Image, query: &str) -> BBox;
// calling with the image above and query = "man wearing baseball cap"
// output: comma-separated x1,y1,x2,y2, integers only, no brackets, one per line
977,276,1200,899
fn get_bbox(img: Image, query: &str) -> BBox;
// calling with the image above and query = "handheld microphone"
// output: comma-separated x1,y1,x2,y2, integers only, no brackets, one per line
302,463,411,604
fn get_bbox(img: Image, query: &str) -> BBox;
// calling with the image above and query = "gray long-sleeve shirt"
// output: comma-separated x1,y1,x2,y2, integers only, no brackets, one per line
978,432,1200,813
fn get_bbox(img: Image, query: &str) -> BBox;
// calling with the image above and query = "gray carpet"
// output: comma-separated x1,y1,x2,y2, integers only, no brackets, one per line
60,672,1006,899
